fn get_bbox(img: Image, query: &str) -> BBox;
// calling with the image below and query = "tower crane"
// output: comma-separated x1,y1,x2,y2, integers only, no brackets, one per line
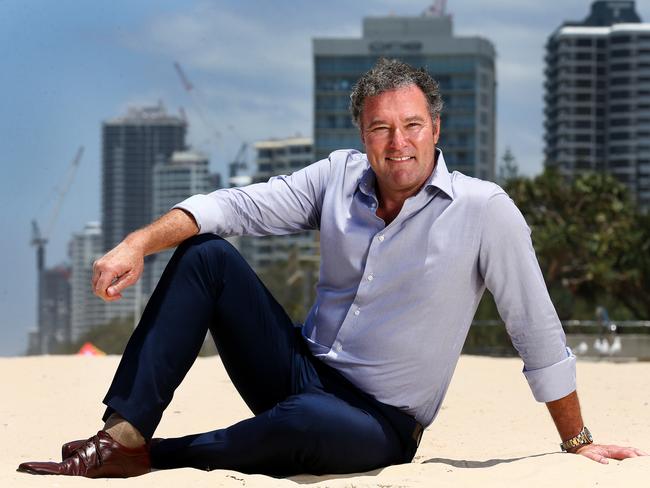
30,145,84,271
173,61,222,141
30,145,83,353
173,61,249,187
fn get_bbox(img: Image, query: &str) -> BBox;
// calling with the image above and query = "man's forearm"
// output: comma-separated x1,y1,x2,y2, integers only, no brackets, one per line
125,208,200,256
546,390,584,450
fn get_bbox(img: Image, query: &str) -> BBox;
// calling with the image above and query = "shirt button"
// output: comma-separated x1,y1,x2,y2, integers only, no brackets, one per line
378,235,385,242
354,309,360,316
367,274,374,281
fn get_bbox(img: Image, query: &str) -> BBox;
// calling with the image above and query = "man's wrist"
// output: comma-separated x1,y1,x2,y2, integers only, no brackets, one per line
560,426,593,452
124,231,148,255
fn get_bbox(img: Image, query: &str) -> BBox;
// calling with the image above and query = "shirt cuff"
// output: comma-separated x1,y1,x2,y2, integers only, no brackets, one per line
173,193,227,235
523,347,576,402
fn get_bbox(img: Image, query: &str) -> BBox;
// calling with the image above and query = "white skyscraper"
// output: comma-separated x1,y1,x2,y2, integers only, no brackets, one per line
69,222,107,341
544,1,650,209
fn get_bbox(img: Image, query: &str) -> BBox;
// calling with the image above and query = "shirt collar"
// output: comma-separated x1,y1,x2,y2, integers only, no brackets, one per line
357,148,454,201
426,148,454,200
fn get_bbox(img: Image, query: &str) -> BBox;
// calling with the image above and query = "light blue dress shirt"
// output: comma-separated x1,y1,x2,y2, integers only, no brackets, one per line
175,149,576,427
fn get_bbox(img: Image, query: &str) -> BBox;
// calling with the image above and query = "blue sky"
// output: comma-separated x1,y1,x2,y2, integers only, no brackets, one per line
2,0,647,356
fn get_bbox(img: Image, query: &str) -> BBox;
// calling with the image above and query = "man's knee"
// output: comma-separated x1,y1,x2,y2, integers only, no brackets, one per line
174,234,241,267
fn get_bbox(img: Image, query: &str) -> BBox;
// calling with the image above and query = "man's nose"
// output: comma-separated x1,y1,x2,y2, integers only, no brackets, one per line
389,128,407,149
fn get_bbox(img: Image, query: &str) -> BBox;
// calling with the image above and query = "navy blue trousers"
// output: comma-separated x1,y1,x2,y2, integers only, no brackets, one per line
102,235,418,476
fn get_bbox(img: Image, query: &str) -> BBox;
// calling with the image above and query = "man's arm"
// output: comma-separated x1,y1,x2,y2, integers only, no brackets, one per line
479,191,647,463
93,154,335,302
92,208,199,302
546,391,647,463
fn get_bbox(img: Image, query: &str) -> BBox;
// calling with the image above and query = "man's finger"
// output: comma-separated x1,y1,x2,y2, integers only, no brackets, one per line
107,271,136,297
606,446,641,460
95,270,121,299
590,452,609,464
91,261,101,290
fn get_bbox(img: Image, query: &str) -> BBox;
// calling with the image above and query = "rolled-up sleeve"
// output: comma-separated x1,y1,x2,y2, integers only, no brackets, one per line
478,191,577,402
174,156,332,236
523,347,576,402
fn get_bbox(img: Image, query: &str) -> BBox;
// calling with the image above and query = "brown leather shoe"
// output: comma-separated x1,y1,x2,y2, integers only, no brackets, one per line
61,439,85,460
17,431,150,478
61,437,162,460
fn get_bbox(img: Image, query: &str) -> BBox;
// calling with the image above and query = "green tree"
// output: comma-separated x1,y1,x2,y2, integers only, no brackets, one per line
504,169,648,318
257,247,317,324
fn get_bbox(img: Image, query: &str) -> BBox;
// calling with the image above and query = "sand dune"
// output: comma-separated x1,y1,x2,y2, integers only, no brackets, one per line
4,355,649,487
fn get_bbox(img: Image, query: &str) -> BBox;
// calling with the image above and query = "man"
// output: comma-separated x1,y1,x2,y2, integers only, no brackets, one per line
18,58,646,478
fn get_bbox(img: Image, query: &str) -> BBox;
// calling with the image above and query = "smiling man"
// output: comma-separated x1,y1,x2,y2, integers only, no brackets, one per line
18,58,646,478
360,83,440,223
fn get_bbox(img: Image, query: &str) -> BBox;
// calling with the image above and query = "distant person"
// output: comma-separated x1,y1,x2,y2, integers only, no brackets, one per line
18,58,647,478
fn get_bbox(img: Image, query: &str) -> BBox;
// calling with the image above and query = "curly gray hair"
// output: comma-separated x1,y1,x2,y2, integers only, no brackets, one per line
349,58,443,128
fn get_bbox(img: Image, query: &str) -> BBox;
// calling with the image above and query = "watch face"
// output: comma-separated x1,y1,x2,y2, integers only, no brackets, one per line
584,427,593,443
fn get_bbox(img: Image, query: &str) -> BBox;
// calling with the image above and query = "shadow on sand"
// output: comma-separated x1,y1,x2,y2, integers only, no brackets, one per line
422,451,556,468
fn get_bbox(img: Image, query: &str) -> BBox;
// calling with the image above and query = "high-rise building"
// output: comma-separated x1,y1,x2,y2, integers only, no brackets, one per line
246,137,319,272
102,103,187,252
31,265,71,354
313,11,496,179
150,150,212,288
69,222,109,342
544,1,650,209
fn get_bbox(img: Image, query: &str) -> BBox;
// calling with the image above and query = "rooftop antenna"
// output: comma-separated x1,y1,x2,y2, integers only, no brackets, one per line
423,0,447,17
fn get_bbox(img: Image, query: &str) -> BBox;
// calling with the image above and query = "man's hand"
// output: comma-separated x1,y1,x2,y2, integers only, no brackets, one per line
92,239,145,302
546,391,648,464
573,443,648,464
91,208,200,301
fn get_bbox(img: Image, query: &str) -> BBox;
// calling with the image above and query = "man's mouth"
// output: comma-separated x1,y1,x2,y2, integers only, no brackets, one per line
386,156,414,162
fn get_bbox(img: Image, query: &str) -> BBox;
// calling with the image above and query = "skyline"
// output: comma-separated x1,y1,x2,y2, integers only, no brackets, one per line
3,0,647,356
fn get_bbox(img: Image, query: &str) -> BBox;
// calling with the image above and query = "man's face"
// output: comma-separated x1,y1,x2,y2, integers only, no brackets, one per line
359,84,440,201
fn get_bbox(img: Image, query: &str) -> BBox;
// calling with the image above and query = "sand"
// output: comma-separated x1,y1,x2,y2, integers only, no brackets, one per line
3,354,649,487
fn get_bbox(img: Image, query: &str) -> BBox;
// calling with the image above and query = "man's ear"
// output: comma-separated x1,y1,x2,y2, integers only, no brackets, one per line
432,116,441,144
359,127,366,147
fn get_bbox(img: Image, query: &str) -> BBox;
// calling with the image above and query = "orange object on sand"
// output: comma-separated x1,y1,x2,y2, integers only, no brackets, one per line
77,342,106,356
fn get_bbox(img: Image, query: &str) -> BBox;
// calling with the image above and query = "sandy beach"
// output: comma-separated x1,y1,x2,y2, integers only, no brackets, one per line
3,354,649,487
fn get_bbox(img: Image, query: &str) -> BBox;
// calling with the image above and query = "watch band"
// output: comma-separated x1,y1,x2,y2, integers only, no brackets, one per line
560,426,593,452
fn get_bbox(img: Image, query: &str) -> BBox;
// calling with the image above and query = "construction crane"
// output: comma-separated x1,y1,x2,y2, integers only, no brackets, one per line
31,146,84,268
30,146,83,353
173,61,222,141
174,60,249,187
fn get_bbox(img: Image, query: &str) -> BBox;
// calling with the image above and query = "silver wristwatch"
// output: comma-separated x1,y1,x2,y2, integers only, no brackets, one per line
560,426,593,452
